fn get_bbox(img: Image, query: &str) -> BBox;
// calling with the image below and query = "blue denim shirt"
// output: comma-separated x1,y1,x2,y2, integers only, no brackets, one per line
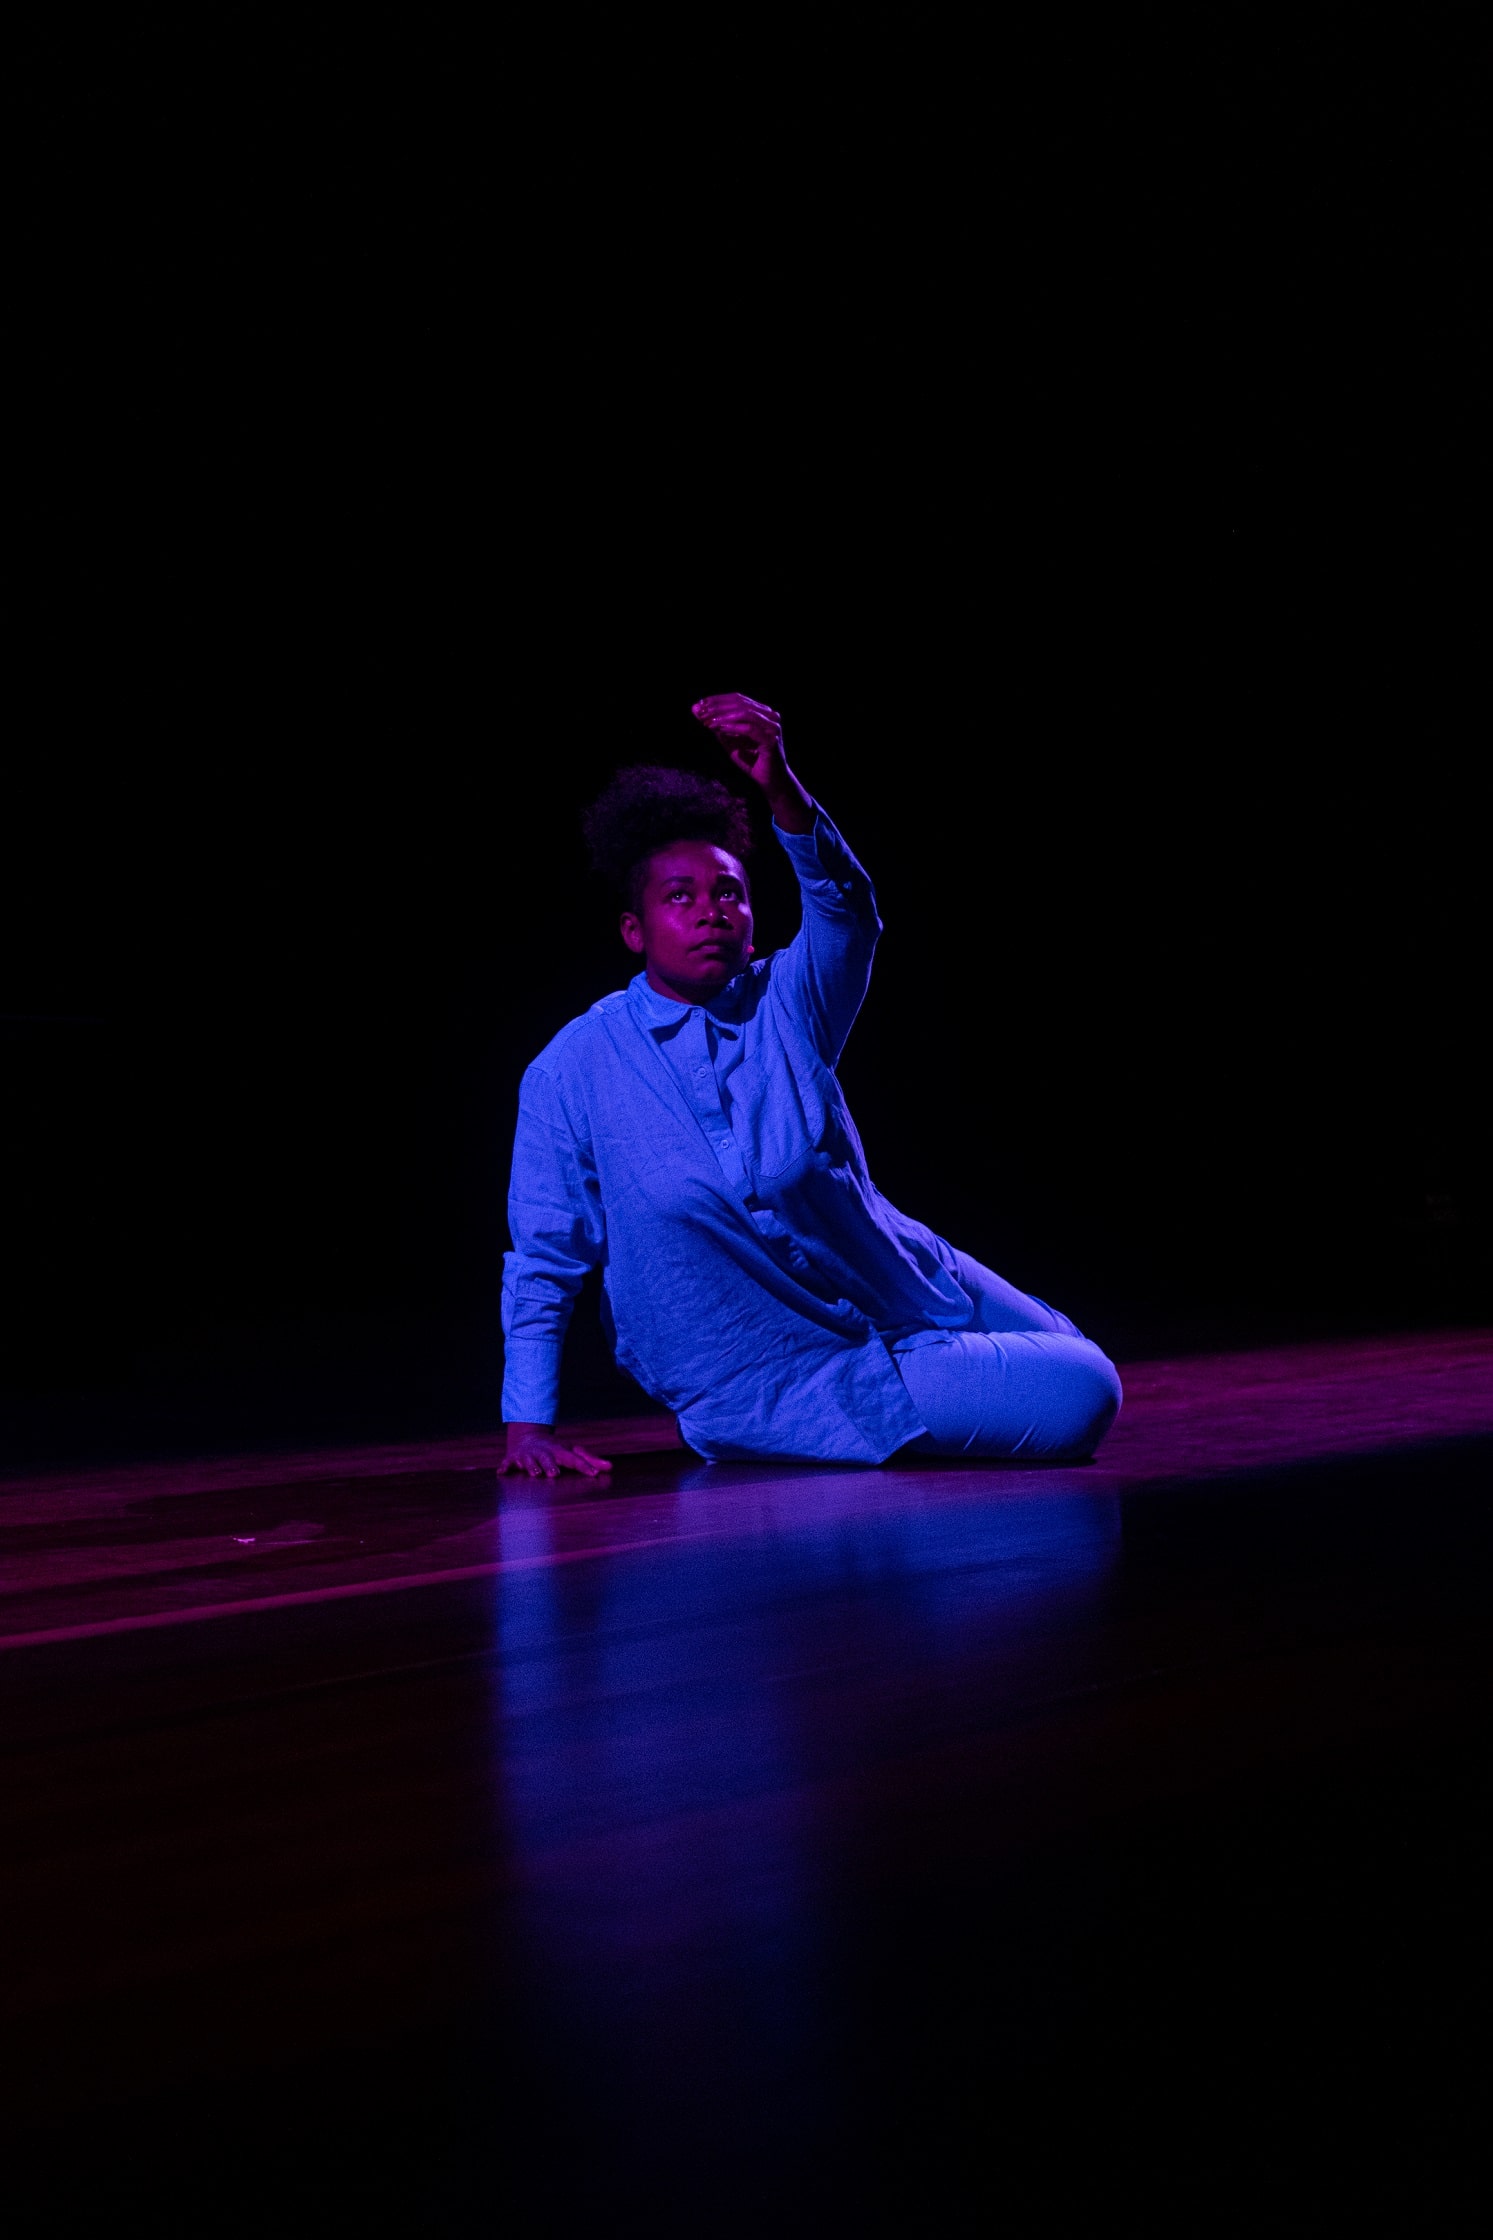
502,809,975,1462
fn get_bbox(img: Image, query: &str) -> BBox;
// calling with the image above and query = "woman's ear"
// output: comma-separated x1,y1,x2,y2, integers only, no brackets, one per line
620,912,646,956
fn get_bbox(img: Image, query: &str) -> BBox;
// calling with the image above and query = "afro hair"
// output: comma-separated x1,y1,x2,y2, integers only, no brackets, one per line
582,764,755,910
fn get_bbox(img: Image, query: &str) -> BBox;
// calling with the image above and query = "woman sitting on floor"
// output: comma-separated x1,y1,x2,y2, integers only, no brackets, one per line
500,693,1122,1479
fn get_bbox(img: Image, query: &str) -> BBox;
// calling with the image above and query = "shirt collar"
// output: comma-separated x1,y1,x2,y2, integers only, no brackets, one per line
627,970,743,1038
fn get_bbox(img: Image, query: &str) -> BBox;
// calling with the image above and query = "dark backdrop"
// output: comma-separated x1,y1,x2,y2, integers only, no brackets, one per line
6,8,1487,1467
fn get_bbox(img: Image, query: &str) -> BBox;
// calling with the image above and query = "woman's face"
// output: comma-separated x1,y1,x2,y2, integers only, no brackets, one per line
620,841,754,1001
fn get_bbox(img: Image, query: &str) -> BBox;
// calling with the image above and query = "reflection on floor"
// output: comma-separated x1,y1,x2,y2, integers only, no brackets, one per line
3,1331,1491,2234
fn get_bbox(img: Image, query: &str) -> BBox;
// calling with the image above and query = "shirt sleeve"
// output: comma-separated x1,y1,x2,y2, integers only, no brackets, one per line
769,806,883,1066
501,1060,604,1424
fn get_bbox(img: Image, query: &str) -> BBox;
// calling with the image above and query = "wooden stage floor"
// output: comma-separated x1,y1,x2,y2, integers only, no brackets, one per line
4,1331,1491,2233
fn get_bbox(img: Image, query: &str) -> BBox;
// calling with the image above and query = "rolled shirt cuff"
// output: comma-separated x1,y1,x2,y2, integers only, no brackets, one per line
501,1337,563,1426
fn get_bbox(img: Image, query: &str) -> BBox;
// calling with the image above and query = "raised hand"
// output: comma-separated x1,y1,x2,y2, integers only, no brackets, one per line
691,693,814,834
499,1425,613,1481
691,693,786,790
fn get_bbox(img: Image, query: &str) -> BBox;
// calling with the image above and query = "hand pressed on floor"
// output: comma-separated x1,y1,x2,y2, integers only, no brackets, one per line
499,1425,613,1480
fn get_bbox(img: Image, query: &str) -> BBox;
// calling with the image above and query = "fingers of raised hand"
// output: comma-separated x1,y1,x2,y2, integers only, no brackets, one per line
711,712,780,734
693,694,780,728
715,720,782,752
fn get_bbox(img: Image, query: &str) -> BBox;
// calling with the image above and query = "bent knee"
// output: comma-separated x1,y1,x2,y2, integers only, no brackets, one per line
895,1329,1122,1461
1042,1339,1122,1458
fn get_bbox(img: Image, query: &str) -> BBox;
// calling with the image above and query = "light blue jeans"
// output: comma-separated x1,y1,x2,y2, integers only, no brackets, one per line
892,1251,1122,1461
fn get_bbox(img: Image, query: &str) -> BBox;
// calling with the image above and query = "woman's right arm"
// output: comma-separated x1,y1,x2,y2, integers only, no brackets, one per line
500,1063,612,1480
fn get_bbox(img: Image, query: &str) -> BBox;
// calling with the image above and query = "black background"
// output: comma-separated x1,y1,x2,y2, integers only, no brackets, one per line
5,6,1488,1467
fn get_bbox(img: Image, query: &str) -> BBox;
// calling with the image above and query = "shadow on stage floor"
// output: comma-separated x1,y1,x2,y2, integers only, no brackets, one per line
3,1332,1491,2234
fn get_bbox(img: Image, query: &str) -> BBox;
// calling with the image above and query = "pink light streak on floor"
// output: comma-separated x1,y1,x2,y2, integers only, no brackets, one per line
1,1330,1489,1652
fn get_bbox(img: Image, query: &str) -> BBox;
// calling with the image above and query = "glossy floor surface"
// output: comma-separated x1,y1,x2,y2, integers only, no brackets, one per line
4,1332,1492,2234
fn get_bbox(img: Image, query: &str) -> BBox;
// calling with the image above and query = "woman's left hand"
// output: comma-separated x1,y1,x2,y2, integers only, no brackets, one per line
691,693,815,833
691,693,786,790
